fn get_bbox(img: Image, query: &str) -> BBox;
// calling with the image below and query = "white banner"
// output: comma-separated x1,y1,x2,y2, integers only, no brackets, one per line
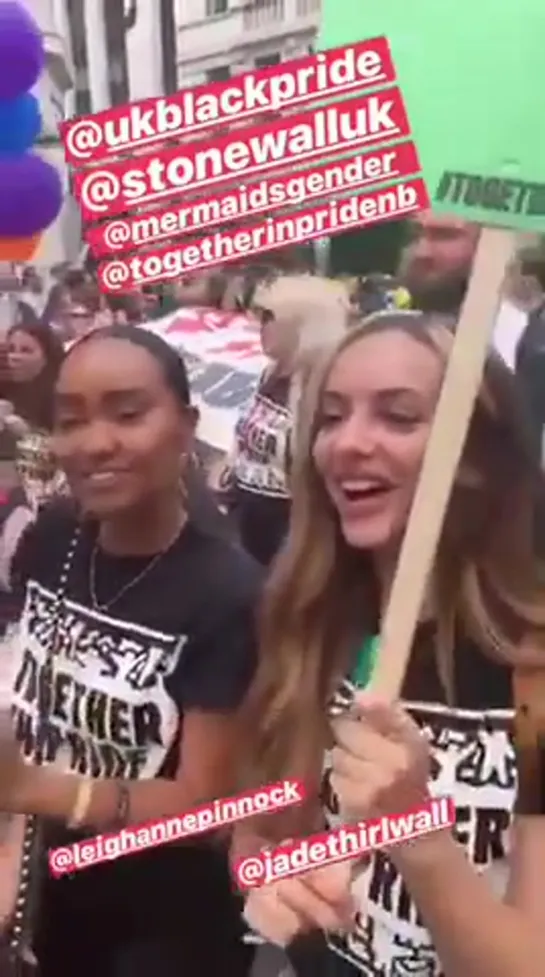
146,307,266,455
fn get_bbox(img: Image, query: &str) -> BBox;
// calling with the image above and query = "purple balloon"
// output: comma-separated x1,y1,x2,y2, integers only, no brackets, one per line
0,2,45,99
0,153,63,237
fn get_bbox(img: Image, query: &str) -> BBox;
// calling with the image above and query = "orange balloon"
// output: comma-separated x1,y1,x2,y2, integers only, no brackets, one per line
0,234,42,261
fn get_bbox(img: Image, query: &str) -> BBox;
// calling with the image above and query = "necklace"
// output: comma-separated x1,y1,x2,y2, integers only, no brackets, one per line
88,525,183,613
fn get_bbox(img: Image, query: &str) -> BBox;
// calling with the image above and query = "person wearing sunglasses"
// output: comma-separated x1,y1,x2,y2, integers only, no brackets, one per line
218,274,352,566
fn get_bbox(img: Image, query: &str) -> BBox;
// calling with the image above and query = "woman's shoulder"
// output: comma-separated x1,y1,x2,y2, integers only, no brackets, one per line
258,367,291,406
27,495,78,535
403,622,513,712
165,529,264,712
11,497,79,589
186,522,263,584
174,523,264,613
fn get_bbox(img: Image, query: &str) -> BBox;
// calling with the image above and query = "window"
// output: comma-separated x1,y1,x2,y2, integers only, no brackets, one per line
255,52,281,68
67,0,92,115
104,0,130,105
206,0,228,15
207,65,231,82
159,0,178,94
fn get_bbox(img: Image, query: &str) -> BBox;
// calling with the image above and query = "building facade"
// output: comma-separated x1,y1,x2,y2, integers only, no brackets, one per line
176,0,321,87
66,0,177,113
26,0,322,266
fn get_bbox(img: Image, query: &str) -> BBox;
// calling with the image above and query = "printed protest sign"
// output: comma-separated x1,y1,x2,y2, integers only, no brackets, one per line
318,1,545,230
146,308,265,454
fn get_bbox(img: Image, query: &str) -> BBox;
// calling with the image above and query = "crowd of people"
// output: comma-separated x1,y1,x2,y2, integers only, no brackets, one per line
0,213,544,977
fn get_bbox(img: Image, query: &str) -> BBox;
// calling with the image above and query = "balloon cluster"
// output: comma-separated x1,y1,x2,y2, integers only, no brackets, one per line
0,2,63,261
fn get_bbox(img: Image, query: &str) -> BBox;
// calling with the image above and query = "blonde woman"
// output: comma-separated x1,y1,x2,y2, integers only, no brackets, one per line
219,274,351,565
237,311,545,977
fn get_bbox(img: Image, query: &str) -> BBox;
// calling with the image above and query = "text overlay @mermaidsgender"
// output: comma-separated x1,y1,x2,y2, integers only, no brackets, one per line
98,179,428,293
87,143,421,258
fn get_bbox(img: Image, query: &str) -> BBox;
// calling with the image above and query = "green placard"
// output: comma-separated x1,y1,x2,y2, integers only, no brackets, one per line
318,1,545,231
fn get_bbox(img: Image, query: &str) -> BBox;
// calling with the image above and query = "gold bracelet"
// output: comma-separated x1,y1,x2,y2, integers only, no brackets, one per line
67,778,94,829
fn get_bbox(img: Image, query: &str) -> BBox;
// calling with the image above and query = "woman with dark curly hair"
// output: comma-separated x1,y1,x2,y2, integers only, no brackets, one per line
1,321,66,510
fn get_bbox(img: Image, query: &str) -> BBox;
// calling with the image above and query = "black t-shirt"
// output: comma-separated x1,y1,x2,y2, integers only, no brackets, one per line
228,369,291,566
184,455,237,544
9,501,262,963
0,486,28,634
291,624,514,977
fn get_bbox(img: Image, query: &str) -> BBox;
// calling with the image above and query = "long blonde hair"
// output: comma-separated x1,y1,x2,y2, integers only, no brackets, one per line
244,311,545,827
252,274,351,368
252,274,353,450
